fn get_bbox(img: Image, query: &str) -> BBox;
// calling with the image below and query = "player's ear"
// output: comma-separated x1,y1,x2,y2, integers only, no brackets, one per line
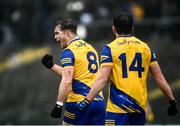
66,30,71,37
112,25,116,34
63,30,68,37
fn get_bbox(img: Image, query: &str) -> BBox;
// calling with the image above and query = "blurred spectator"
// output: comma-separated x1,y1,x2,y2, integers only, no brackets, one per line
130,3,144,23
0,0,180,44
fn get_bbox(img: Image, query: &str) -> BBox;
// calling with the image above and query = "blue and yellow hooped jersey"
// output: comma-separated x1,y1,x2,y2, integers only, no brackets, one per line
60,38,103,103
100,36,157,113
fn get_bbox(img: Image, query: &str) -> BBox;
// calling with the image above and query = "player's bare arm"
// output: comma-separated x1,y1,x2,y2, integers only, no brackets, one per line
150,63,178,116
50,67,74,118
41,54,62,76
86,65,112,101
57,67,74,102
76,65,112,111
51,64,62,76
150,63,175,100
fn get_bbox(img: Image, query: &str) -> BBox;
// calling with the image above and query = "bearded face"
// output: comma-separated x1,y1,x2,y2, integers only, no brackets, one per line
54,25,68,49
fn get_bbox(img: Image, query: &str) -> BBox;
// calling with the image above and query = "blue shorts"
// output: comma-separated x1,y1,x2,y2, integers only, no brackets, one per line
63,101,106,125
106,111,145,125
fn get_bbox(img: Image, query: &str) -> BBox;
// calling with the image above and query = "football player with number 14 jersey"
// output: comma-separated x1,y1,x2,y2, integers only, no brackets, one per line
76,13,178,125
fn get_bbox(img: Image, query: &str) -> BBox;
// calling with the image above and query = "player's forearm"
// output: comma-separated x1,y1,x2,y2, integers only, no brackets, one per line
86,77,107,101
57,80,71,103
57,67,74,103
155,75,175,100
150,64,175,100
51,64,62,76
86,66,112,101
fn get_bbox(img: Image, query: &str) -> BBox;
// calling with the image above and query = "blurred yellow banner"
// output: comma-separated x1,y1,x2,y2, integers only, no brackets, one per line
0,47,51,72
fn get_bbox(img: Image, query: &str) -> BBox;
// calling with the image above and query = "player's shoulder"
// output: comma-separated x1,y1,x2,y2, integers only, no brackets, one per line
66,39,85,51
134,37,151,49
68,39,97,55
78,39,98,52
103,41,114,51
107,39,116,46
68,39,91,49
101,43,111,54
61,48,74,57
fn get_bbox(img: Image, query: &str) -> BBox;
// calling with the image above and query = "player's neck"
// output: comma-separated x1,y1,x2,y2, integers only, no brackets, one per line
116,33,133,38
67,35,79,46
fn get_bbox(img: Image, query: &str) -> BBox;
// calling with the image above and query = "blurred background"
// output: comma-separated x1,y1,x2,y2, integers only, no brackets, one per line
0,0,180,125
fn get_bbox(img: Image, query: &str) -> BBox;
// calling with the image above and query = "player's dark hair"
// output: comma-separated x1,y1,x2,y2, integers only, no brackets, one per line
113,13,133,34
56,19,77,34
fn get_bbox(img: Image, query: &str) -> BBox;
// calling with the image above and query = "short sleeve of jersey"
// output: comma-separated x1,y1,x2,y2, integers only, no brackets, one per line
60,49,75,68
100,45,113,66
150,48,158,65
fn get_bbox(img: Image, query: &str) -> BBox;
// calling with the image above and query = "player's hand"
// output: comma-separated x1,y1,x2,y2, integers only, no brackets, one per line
167,100,178,116
41,54,54,69
51,104,63,118
76,98,90,111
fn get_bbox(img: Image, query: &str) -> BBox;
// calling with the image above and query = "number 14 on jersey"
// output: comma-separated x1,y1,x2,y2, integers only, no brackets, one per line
119,53,145,78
